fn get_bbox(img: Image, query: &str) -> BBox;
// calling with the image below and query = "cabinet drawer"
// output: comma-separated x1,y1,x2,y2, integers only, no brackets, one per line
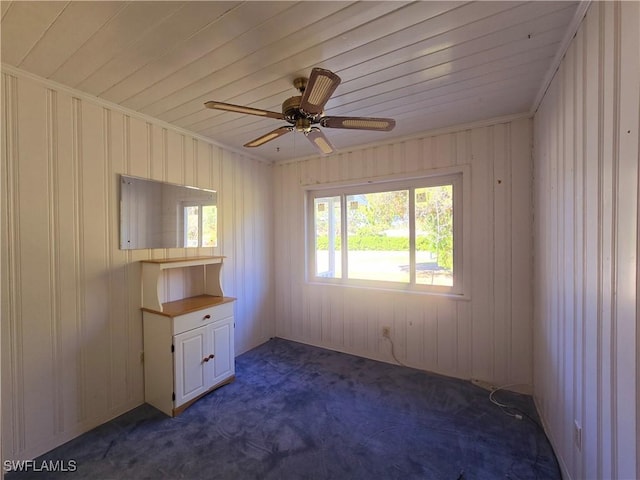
172,302,234,335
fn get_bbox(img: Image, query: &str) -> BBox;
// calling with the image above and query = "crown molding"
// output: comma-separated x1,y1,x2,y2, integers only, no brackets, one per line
530,0,591,115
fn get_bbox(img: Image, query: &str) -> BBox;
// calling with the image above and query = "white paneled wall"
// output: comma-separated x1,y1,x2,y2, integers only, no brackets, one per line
532,2,639,479
273,117,533,387
1,70,275,460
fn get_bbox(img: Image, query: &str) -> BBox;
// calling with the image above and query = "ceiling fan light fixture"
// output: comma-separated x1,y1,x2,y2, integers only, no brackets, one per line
295,118,311,132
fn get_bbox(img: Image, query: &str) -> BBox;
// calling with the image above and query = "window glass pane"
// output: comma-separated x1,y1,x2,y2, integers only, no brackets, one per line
314,196,341,278
346,190,409,282
202,205,217,247
184,206,199,247
415,185,453,286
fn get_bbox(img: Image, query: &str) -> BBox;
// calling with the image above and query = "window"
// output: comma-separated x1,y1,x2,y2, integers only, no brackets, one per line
183,203,217,248
307,171,464,295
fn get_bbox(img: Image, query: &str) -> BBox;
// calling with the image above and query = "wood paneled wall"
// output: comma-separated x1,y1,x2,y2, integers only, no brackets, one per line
273,117,533,388
1,70,275,460
532,2,639,479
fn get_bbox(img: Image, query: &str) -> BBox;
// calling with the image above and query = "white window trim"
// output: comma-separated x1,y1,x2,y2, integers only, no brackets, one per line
304,165,471,299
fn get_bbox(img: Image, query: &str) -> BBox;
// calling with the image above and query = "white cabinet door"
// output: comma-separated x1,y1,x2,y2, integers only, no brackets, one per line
210,317,234,386
174,325,210,406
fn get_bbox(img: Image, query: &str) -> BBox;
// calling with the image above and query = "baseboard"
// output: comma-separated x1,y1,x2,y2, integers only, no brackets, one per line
274,335,535,396
3,398,142,463
533,395,572,480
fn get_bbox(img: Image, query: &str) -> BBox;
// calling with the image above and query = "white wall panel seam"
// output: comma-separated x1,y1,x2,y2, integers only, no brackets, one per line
123,115,133,402
505,122,513,384
613,2,639,477
609,5,621,478
71,96,87,425
103,107,113,411
46,87,64,435
601,4,615,476
5,73,26,455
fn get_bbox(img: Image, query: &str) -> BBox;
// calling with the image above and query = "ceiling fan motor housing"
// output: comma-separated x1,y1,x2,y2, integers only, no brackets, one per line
282,95,321,131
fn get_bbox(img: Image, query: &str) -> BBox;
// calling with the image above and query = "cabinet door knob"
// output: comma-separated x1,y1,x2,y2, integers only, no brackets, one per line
209,354,214,359
203,314,211,320
202,357,210,363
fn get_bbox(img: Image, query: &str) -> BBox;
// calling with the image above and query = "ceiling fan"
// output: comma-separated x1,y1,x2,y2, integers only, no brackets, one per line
204,67,396,155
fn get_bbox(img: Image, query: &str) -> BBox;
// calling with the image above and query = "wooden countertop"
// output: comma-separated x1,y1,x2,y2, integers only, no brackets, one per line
142,294,236,317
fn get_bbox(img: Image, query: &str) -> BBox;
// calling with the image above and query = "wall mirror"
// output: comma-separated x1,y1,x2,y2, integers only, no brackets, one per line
120,174,217,250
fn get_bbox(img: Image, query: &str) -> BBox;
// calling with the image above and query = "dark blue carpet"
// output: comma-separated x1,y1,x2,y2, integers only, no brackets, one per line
6,338,560,479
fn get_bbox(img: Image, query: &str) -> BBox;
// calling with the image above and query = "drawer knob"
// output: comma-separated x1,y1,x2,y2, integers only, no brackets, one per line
203,314,211,320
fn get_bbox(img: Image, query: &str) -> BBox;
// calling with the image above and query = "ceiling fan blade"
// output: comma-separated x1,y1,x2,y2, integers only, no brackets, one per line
205,101,284,120
305,127,335,155
243,126,292,148
321,116,396,131
299,68,341,116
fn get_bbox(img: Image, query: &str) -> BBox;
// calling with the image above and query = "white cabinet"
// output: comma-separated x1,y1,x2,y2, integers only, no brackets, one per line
174,325,209,407
173,315,234,406
141,257,235,417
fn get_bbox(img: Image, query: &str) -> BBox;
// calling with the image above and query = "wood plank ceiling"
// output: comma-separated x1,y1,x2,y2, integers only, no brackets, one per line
1,1,580,162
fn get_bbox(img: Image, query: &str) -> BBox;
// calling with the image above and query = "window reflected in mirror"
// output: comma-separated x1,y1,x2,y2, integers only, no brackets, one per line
183,203,217,248
120,175,217,250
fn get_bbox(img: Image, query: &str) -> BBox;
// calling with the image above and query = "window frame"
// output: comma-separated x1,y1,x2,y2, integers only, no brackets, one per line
305,166,469,298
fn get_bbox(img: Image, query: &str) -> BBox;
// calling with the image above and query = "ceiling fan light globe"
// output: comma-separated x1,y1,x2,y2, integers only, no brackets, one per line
295,118,312,132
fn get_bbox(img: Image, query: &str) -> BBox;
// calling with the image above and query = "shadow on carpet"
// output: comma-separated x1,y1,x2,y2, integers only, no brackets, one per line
6,338,560,480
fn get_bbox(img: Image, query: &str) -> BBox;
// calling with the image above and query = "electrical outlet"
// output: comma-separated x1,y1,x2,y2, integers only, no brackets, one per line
574,420,582,451
382,326,391,338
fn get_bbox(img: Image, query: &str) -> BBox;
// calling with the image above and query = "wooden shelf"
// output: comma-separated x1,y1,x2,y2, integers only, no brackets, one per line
142,294,236,317
141,256,225,268
141,256,226,312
